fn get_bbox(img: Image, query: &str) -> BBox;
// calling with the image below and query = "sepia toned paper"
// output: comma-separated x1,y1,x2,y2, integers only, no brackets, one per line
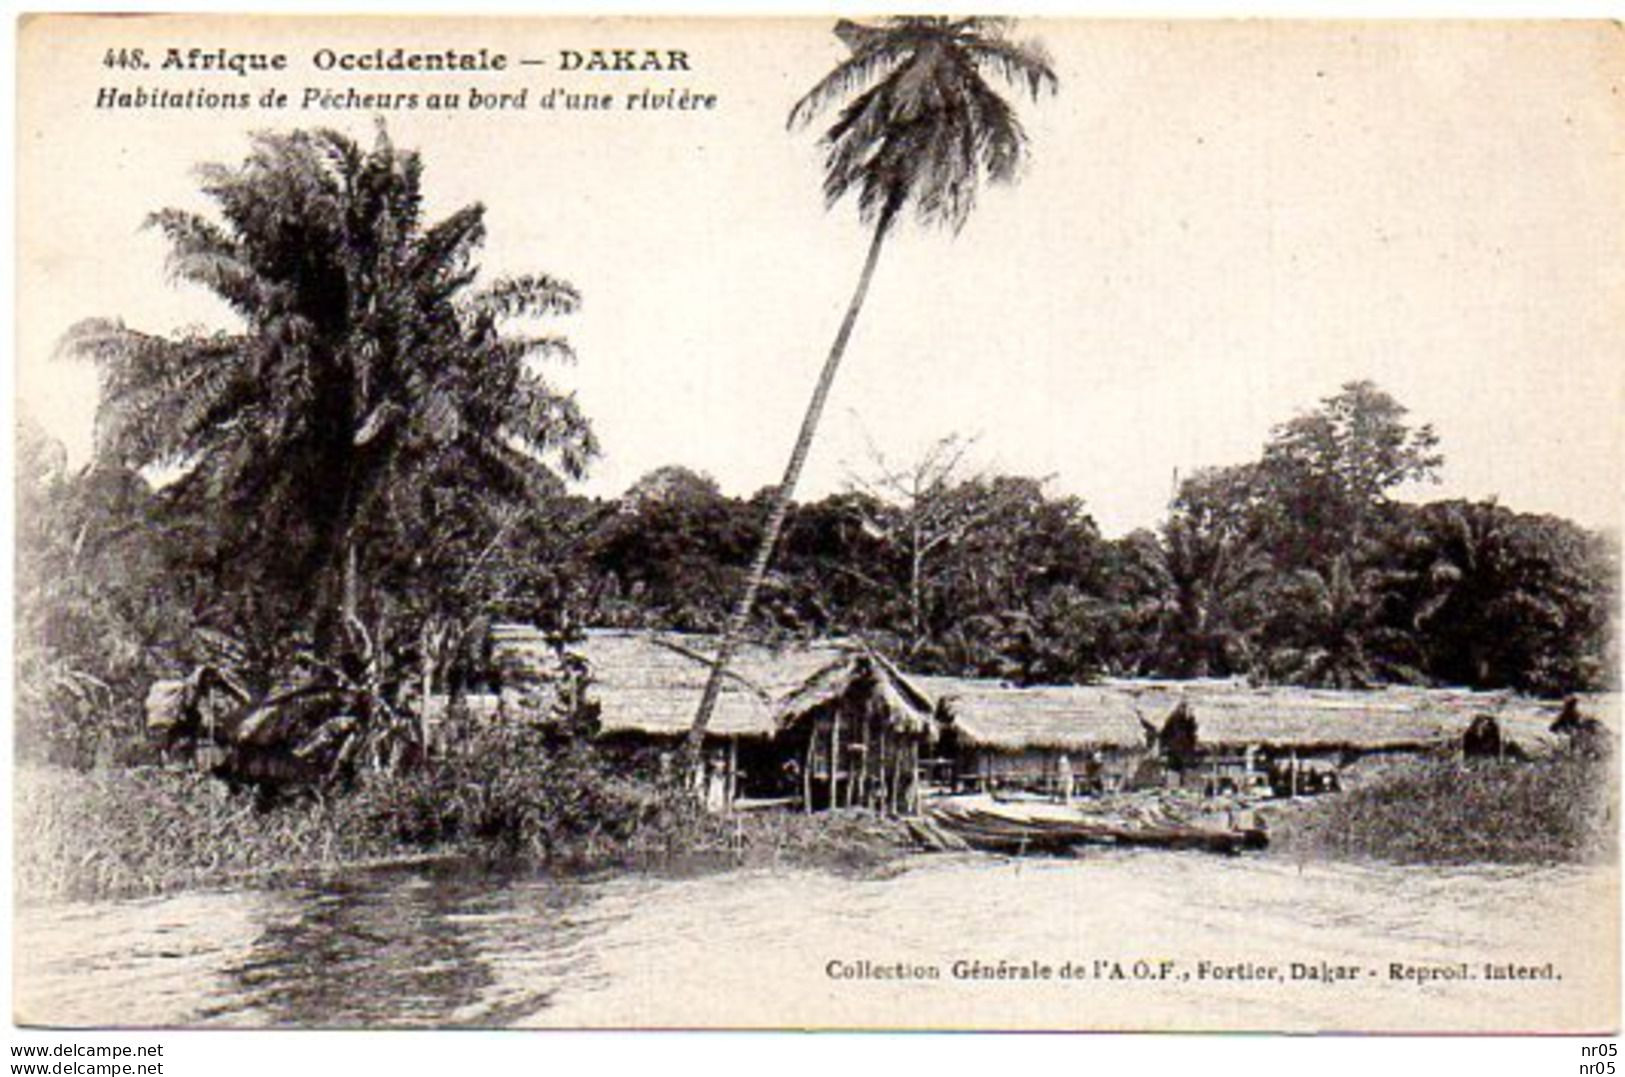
11,13,1622,1036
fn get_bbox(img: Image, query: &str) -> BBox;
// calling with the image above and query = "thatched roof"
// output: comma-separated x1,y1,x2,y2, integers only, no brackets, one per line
919,675,1617,755
489,627,1617,755
776,649,936,737
493,627,865,738
918,678,1143,752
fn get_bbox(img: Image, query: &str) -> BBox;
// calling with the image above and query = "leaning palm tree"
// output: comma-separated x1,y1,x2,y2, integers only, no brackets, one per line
687,17,1057,757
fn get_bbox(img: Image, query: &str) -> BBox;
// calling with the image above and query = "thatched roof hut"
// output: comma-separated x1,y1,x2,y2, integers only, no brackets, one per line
490,627,865,740
777,648,936,740
914,675,1611,756
486,627,1616,771
488,628,940,811
918,678,1143,754
1112,680,1613,755
775,646,937,813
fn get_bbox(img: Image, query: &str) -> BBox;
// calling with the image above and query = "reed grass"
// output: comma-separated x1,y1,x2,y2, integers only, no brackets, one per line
621,802,914,875
14,753,913,906
1274,753,1616,865
14,764,417,904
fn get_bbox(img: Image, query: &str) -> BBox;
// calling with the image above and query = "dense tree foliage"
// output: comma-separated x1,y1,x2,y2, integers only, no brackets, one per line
1256,380,1443,571
20,127,1615,774
480,385,1611,697
60,126,594,679
15,417,195,764
1384,500,1615,695
513,383,1613,696
30,127,597,769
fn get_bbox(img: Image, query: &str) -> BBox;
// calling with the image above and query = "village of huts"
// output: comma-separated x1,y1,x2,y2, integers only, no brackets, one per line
331,625,1620,855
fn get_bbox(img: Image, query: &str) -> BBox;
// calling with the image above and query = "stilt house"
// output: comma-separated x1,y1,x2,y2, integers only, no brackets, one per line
776,648,937,813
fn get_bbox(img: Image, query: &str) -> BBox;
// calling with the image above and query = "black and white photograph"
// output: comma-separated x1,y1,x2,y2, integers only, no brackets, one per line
9,10,1621,1051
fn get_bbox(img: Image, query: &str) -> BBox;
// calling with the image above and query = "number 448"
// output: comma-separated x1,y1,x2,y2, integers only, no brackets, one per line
103,48,146,69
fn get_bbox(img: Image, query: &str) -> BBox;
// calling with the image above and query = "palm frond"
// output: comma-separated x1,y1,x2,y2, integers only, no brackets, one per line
794,17,1055,231
474,274,582,318
410,204,485,283
488,334,578,366
963,36,1059,100
788,31,914,130
502,372,599,479
146,209,291,319
59,320,257,467
312,127,367,192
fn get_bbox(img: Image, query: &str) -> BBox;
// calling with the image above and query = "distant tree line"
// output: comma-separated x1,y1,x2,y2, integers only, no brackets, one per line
533,382,1615,696
20,371,1616,773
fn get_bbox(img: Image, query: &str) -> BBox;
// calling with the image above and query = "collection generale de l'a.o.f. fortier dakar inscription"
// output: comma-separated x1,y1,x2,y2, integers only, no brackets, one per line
821,956,1565,987
94,44,716,113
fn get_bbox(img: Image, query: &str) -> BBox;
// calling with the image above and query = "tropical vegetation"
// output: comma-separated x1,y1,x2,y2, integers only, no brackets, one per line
13,20,1618,898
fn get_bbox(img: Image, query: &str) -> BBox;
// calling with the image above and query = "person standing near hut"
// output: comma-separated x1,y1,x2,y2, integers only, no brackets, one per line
1057,754,1075,806
704,753,729,814
1160,695,1200,773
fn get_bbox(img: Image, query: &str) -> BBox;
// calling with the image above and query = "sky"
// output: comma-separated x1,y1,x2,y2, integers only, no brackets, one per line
16,16,1625,537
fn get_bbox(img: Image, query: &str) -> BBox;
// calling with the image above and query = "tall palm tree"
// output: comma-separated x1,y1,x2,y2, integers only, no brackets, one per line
1406,500,1514,686
61,125,595,664
1265,555,1384,689
687,17,1057,756
1400,499,1607,692
1152,511,1272,678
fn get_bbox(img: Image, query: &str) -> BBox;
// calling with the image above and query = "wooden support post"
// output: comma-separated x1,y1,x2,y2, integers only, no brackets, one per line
909,742,920,816
725,735,737,814
890,739,904,816
858,712,870,810
419,621,435,758
885,729,897,814
830,708,843,811
803,730,815,814
878,732,888,815
878,729,891,812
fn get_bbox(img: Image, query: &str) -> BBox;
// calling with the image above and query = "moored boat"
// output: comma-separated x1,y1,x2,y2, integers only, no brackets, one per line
908,793,1268,856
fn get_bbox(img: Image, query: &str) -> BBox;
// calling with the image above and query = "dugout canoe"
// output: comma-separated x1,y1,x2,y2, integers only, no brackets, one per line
908,796,1268,856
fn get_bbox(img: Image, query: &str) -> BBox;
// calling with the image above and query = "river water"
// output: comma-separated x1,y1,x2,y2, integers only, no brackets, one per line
14,850,1617,1032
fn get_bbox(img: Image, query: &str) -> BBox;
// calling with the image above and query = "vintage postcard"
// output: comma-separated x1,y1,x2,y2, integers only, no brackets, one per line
10,13,1621,1039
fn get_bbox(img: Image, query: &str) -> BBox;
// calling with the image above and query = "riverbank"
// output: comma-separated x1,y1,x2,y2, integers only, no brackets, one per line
1265,751,1617,865
17,748,1614,906
13,765,445,905
12,764,916,906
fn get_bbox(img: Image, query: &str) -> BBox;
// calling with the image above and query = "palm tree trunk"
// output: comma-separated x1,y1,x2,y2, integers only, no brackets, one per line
908,528,926,651
685,210,896,762
343,542,360,629
420,619,437,756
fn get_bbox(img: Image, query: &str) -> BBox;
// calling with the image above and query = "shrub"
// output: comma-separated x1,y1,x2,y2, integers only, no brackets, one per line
14,764,404,904
1280,753,1616,865
351,708,652,863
